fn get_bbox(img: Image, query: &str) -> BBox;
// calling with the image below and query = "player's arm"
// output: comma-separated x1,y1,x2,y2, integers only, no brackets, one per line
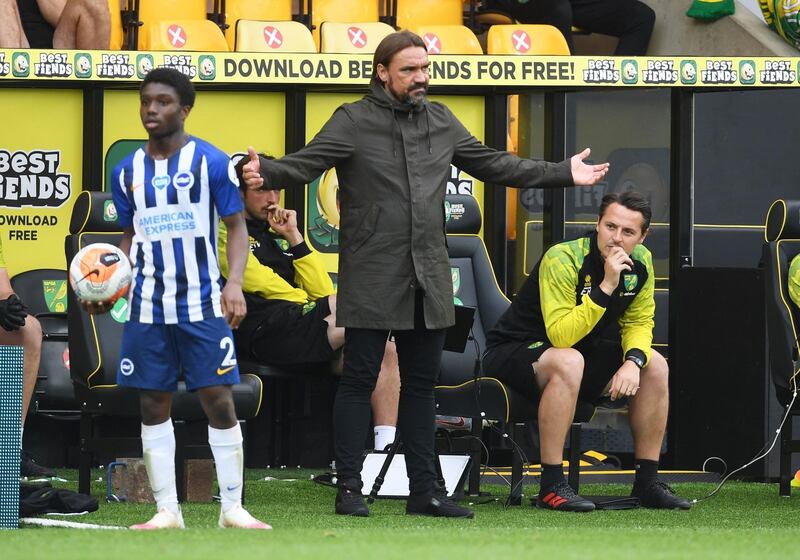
293,251,334,300
220,212,248,329
541,245,607,348
242,108,356,190
218,222,311,303
618,251,656,367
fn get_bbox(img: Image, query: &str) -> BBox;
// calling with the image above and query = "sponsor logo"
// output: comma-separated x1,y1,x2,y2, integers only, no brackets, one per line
151,175,170,189
43,279,67,313
97,53,134,78
680,60,697,85
701,60,737,84
216,365,236,376
12,52,30,77
642,60,677,84
446,165,474,195
136,54,154,79
110,298,128,323
759,60,795,84
0,52,10,76
621,60,638,84
739,60,756,85
160,54,197,79
34,52,73,77
451,267,461,296
103,200,117,222
0,149,72,208
198,55,216,80
120,358,135,376
172,171,195,191
583,59,619,84
74,53,92,78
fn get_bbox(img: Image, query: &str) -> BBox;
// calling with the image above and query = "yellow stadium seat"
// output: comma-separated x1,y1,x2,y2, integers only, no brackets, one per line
486,24,569,55
310,0,379,49
221,0,292,51
320,21,395,54
136,0,207,50
235,20,316,53
409,25,482,54
141,19,229,52
396,0,463,29
108,0,123,50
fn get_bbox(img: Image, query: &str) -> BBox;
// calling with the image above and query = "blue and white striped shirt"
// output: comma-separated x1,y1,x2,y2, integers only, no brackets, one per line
112,137,242,324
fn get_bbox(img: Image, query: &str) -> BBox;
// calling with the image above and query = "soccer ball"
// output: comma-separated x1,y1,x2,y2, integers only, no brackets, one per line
69,243,132,303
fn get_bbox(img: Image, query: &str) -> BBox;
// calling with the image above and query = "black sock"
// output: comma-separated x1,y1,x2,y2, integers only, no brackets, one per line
634,458,659,486
540,463,565,490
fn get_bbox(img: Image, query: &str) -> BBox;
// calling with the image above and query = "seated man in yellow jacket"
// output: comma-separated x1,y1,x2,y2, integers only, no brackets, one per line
218,155,399,450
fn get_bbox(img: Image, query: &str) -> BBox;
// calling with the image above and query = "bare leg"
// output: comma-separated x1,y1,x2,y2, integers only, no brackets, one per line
197,384,238,429
531,348,584,465
628,350,669,461
52,0,110,49
0,0,30,48
0,315,42,426
371,340,399,427
139,390,173,425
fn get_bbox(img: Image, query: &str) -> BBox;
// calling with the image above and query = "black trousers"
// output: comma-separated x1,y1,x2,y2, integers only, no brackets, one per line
333,292,446,496
485,0,655,56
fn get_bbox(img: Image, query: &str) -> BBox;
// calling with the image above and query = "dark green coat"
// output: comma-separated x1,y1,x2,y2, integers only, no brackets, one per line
262,81,573,330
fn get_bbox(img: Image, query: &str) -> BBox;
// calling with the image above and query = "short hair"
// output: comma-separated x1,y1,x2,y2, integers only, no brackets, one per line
598,191,652,232
234,153,275,191
141,67,196,107
371,30,426,84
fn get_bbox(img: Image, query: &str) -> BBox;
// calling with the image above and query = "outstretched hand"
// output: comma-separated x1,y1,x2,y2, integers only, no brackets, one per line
242,146,264,189
570,148,609,186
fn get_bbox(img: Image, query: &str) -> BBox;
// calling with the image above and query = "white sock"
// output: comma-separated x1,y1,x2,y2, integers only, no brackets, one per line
209,423,244,513
374,425,396,451
141,419,179,515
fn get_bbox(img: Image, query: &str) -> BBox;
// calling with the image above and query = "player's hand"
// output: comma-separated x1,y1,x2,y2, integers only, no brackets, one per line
267,205,302,243
0,294,27,331
600,246,633,295
242,146,264,190
221,281,247,329
570,148,609,186
608,360,640,401
79,298,115,315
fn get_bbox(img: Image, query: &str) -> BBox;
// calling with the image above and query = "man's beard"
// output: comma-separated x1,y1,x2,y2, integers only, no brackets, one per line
405,85,428,107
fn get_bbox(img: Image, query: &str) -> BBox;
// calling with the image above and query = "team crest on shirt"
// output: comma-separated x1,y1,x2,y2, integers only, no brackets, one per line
275,239,290,252
173,171,195,191
623,274,638,292
151,175,170,189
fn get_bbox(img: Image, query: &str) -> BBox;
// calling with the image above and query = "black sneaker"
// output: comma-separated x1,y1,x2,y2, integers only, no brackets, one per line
631,480,691,510
20,451,56,479
335,487,369,517
536,481,596,512
406,492,474,518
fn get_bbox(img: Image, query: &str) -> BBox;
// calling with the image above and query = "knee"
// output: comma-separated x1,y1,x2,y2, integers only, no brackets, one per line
21,315,42,353
642,351,668,390
544,349,584,391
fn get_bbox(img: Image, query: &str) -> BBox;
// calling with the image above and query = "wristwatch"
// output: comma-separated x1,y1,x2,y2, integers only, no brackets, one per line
625,355,645,369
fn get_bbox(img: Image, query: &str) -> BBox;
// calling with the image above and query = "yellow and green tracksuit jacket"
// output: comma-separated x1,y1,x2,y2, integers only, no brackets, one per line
217,216,334,310
487,232,655,366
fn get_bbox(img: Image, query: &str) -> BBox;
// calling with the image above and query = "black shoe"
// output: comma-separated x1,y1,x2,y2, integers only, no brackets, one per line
631,480,691,510
406,492,474,518
335,487,369,517
536,481,596,512
20,451,56,479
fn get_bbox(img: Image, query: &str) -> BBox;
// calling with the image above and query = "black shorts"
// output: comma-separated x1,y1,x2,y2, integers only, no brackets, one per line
482,339,624,404
236,296,334,368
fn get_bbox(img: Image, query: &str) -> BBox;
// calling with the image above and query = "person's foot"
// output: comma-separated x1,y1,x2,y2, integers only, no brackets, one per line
335,487,369,517
631,480,691,510
130,507,185,530
20,451,56,479
536,481,596,512
218,505,272,529
406,492,474,518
